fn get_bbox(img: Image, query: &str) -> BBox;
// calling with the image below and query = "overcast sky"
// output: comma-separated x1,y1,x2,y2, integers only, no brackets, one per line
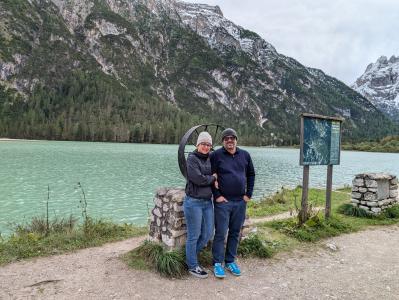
189,0,399,85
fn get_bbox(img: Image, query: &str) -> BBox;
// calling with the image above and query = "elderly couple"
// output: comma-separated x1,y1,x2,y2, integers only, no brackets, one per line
184,128,255,279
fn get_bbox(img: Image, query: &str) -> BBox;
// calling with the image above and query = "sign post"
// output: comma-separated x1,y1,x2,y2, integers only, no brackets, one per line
299,113,343,223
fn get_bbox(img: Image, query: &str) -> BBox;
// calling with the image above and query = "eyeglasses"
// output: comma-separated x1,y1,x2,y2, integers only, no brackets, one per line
223,136,236,141
199,143,212,147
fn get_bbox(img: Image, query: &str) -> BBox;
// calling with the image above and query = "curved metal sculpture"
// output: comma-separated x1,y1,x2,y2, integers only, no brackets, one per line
178,124,225,179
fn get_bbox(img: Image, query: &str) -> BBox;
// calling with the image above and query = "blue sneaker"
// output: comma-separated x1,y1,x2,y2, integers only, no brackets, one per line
225,262,241,276
213,263,226,278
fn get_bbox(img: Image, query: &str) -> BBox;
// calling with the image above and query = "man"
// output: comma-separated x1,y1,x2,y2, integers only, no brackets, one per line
210,128,255,278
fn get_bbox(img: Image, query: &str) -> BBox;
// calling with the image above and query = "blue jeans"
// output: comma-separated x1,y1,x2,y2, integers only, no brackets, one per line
212,199,247,264
183,195,214,269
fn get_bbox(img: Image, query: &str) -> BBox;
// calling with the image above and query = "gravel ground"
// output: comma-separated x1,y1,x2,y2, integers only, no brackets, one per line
1,225,399,300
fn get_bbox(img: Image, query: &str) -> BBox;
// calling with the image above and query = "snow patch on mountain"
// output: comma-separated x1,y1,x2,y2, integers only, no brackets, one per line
352,55,399,121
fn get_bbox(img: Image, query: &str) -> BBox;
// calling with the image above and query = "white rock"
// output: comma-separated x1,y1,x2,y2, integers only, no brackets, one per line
365,180,378,188
352,178,364,186
390,177,398,185
364,192,377,201
358,187,368,193
162,234,175,247
170,229,187,237
173,203,184,212
359,205,370,211
351,192,362,199
351,199,360,204
390,189,398,198
367,188,377,193
152,207,162,218
371,207,382,213
325,243,338,251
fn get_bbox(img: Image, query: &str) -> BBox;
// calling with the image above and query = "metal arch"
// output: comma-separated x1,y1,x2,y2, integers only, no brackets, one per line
178,124,225,179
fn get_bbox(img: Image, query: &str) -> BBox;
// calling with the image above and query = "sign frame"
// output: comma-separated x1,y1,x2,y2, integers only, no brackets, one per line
299,113,344,166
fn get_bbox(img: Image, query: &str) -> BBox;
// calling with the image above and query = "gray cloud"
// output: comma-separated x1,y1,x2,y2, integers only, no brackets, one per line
188,0,399,84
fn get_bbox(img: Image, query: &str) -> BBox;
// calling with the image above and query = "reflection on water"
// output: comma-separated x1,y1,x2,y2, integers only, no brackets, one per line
1,141,398,233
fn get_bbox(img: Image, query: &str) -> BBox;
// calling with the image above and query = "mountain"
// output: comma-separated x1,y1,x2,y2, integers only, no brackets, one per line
0,0,397,145
352,55,399,123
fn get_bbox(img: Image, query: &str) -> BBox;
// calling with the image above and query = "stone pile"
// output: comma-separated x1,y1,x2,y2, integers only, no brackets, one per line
351,173,398,214
148,187,187,249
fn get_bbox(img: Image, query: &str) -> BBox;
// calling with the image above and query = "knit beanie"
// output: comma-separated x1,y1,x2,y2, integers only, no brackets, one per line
221,128,238,140
196,131,212,146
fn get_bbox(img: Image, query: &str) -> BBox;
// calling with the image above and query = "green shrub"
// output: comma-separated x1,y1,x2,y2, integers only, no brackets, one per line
238,234,273,258
382,205,399,219
128,240,187,278
337,203,373,218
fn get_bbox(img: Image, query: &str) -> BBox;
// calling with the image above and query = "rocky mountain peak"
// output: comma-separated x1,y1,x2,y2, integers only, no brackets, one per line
352,55,399,121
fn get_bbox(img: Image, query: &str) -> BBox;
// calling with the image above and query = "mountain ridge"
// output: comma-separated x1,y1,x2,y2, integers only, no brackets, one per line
0,0,397,145
352,55,399,122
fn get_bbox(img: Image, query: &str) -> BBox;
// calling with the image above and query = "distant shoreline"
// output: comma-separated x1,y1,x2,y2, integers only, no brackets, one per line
0,138,39,142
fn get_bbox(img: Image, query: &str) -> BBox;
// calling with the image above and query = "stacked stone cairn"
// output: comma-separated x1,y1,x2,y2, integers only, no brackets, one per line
149,187,187,249
351,173,398,215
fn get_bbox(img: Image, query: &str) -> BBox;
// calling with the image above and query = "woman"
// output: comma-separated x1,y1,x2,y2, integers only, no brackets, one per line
184,131,217,279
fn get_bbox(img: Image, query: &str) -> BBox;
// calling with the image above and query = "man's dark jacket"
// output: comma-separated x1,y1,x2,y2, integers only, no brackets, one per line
210,147,255,201
185,150,215,199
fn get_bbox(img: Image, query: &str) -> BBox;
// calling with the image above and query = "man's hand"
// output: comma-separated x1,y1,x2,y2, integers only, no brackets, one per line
243,195,251,202
216,196,228,203
214,180,219,189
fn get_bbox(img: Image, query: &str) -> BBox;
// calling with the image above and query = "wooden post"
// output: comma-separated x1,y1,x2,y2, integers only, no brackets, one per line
325,164,333,219
299,165,310,225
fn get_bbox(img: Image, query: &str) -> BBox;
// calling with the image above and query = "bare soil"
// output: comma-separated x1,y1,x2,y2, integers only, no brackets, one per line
1,225,399,300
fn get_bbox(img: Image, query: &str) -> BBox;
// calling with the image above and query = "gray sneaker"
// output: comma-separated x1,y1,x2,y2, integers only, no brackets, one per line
189,266,208,279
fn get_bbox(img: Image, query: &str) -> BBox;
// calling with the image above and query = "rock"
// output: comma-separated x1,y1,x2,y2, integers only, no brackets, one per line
390,189,398,198
358,187,368,193
352,186,359,192
364,192,377,201
156,187,168,197
359,205,370,211
360,201,367,205
173,203,184,212
325,243,338,251
389,184,398,190
352,178,364,186
351,192,362,199
154,197,163,208
156,218,161,226
163,203,169,212
367,201,378,207
152,207,162,218
351,199,360,204
371,207,382,213
390,177,398,185
161,234,175,247
365,180,378,188
367,188,377,193
170,229,187,237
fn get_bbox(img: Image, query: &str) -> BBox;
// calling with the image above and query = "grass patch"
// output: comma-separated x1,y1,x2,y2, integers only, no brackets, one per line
267,215,353,242
123,240,187,278
248,186,351,218
0,216,147,266
238,233,273,258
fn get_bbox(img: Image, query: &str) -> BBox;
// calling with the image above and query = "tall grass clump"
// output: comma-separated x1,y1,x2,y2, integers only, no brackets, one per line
337,203,374,218
126,240,187,278
238,234,273,258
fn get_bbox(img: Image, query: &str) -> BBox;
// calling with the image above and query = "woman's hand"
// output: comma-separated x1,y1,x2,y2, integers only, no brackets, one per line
214,180,219,189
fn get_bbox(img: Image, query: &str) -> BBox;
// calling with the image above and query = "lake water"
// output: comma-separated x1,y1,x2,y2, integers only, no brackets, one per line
1,140,398,234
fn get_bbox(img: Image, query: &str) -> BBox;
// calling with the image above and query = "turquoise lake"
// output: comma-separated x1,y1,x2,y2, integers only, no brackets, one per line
1,140,398,234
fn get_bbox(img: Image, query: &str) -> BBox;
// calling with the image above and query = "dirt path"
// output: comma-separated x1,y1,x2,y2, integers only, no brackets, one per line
1,223,399,299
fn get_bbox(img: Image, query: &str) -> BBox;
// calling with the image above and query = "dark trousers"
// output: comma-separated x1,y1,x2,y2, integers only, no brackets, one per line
212,199,246,264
